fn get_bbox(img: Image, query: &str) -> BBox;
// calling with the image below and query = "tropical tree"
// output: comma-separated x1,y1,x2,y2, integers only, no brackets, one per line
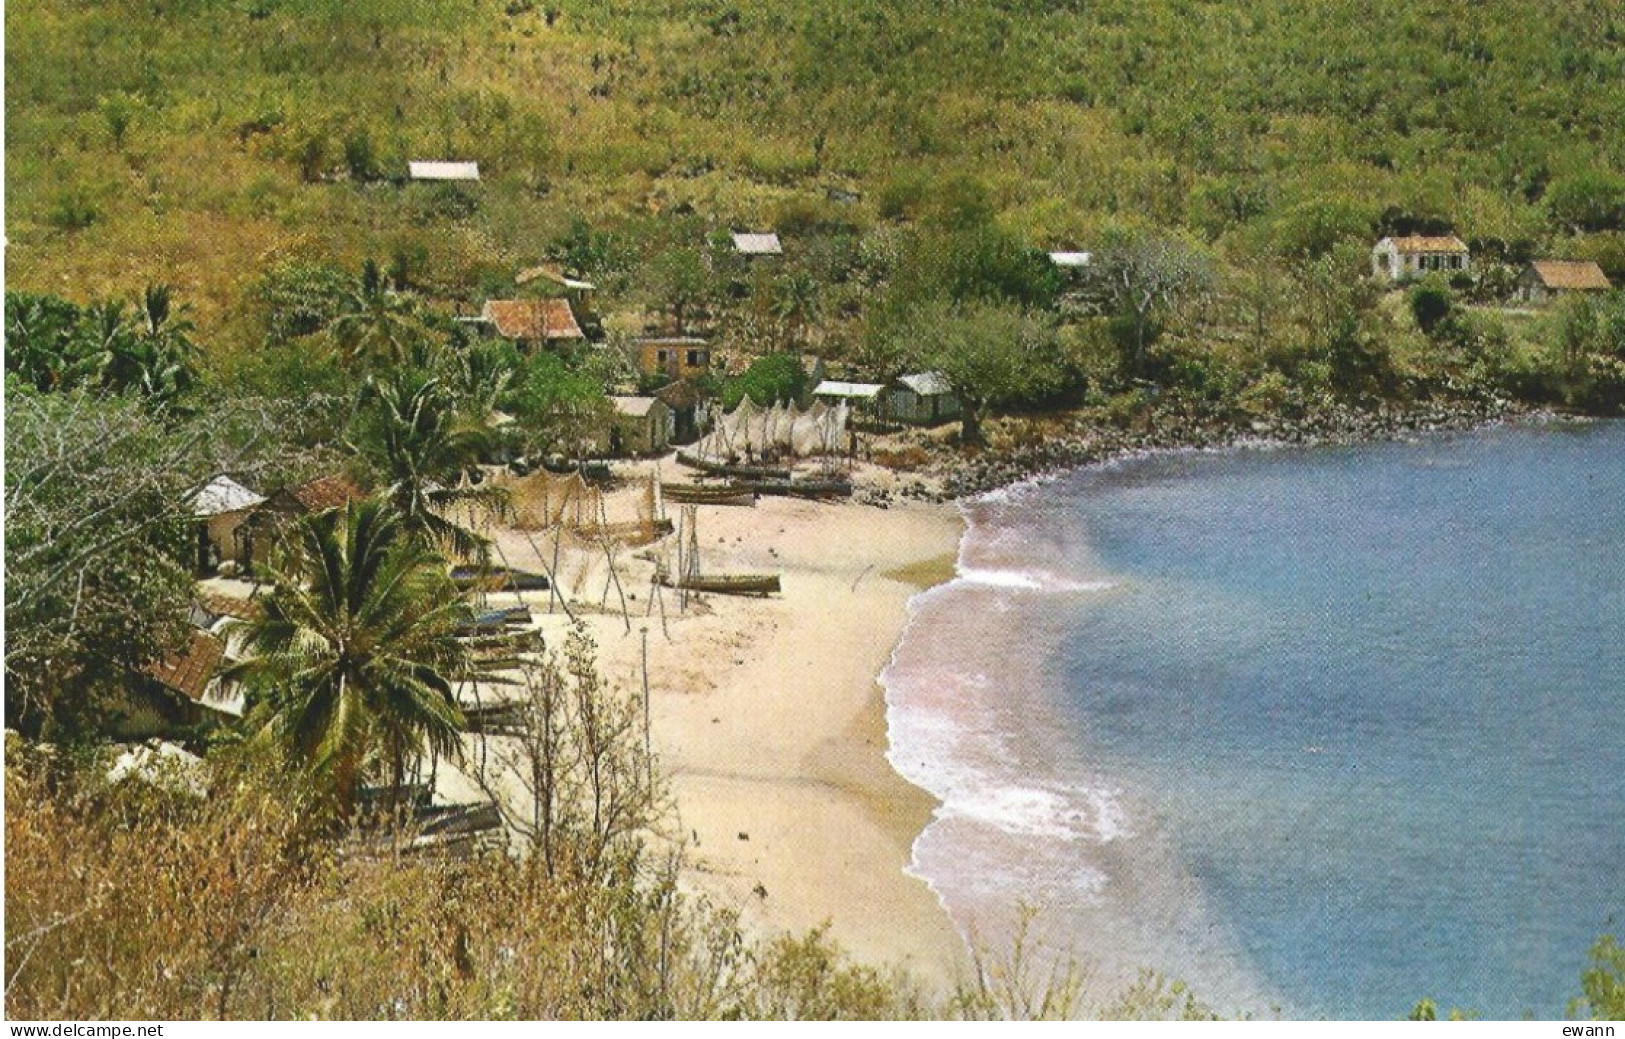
350,369,506,560
4,292,95,392
329,259,436,366
230,499,474,814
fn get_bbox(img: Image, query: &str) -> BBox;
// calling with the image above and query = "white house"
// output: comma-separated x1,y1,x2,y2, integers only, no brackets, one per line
190,475,264,574
1371,236,1470,281
887,372,961,426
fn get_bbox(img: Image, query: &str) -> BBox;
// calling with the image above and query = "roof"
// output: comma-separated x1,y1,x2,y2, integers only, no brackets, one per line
812,380,886,400
198,591,261,622
654,380,702,410
1048,251,1092,267
143,631,225,703
732,232,783,256
481,299,585,340
610,395,661,418
1526,260,1612,291
286,473,365,513
515,265,596,291
896,371,955,397
408,161,480,181
1381,235,1469,254
191,475,265,517
635,336,709,347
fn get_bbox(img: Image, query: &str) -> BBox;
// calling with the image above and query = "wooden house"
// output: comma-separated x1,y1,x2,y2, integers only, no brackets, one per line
241,473,366,572
1371,236,1470,281
1516,260,1612,303
887,371,962,426
110,631,234,739
516,265,600,337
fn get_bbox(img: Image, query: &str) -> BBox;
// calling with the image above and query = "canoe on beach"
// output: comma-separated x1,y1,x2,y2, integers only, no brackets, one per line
654,571,782,596
661,482,758,507
675,451,792,481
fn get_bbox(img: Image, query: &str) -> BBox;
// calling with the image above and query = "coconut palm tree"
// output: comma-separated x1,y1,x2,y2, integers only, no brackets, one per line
351,368,508,561
329,259,435,367
230,499,473,814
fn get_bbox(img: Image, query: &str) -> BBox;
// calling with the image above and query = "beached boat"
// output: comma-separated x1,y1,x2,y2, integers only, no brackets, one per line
745,478,854,499
655,571,781,596
675,451,791,481
660,482,757,507
450,565,551,592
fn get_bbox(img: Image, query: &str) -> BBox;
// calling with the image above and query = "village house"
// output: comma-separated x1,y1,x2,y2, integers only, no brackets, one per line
407,160,480,182
110,630,235,739
1371,236,1471,281
240,473,366,572
474,299,586,349
731,231,783,257
516,265,600,337
1515,260,1613,303
635,336,711,381
887,371,962,426
654,379,707,445
190,475,265,575
604,396,673,456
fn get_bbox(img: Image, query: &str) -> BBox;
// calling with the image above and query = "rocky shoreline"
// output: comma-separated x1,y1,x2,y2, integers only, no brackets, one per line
893,396,1570,502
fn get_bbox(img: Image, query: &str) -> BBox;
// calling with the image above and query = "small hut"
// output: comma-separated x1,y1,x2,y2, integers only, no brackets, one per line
476,299,585,349
408,161,480,182
605,396,673,456
110,631,235,739
731,232,783,257
655,380,706,445
1371,236,1470,281
887,372,961,426
1516,261,1612,303
190,475,264,574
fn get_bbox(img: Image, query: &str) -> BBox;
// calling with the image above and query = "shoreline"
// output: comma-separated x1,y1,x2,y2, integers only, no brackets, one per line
571,491,973,993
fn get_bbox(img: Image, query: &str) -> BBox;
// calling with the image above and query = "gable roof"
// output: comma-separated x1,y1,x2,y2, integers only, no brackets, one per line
813,380,885,400
654,380,702,410
515,265,596,291
286,473,365,513
896,371,955,397
143,631,225,703
610,395,662,418
481,299,585,340
1526,260,1612,291
732,232,783,256
1382,235,1469,254
191,475,265,517
408,160,480,181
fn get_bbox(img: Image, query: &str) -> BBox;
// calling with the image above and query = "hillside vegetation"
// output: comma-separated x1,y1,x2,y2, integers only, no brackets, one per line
8,0,1625,347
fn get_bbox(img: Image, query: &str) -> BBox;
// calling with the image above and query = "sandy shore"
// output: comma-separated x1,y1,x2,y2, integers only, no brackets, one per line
484,467,970,992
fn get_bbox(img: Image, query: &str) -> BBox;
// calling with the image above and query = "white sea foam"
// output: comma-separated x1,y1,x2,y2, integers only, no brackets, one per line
954,566,1117,594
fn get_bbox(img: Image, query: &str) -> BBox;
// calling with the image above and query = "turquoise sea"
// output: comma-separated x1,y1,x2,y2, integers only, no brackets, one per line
882,420,1624,1019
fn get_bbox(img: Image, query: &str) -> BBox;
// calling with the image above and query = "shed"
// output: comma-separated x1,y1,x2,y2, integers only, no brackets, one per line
606,396,673,456
516,265,596,292
190,475,265,574
732,232,783,256
1048,251,1092,268
1516,260,1612,303
887,371,962,426
243,473,366,573
636,337,711,381
479,299,585,346
812,380,885,403
654,379,707,445
409,161,481,182
1372,236,1470,281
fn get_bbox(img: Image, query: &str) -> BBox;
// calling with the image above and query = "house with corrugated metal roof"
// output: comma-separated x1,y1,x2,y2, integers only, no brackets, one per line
190,475,265,574
887,371,962,426
1516,260,1613,303
732,231,783,257
408,160,480,182
1371,236,1470,281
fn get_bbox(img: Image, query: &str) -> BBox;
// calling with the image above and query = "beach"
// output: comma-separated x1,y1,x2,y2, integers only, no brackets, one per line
487,469,971,991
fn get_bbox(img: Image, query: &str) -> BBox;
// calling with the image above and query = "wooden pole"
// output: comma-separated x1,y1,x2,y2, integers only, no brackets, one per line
640,626,653,793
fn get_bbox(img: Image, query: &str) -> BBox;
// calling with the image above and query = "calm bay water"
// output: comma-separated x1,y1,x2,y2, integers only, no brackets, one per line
882,420,1624,1019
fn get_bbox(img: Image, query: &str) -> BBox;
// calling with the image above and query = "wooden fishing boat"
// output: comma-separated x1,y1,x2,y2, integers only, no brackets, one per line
655,571,781,596
675,451,791,481
745,478,854,499
660,482,757,507
450,565,551,592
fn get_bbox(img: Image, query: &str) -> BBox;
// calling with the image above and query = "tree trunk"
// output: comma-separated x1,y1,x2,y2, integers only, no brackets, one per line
959,399,985,445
